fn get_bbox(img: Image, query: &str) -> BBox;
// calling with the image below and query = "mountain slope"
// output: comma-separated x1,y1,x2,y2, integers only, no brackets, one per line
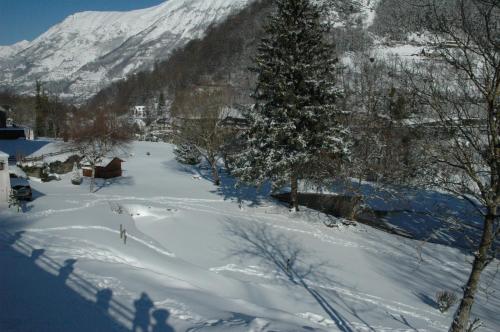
0,0,252,102
86,0,273,113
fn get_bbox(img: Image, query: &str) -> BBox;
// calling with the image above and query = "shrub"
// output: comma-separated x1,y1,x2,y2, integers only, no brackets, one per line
174,144,201,165
71,162,82,185
436,290,458,313
40,164,50,182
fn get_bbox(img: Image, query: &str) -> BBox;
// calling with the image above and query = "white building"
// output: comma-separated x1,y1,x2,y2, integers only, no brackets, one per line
133,106,147,119
0,151,10,203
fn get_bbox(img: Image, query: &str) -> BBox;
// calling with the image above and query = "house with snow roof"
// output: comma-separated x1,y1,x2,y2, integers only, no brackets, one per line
133,106,147,120
0,106,34,140
82,157,124,179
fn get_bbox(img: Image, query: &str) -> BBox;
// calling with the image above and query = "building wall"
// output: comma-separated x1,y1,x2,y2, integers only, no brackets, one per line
0,155,10,203
0,129,26,140
82,159,123,179
0,110,6,128
25,127,35,140
134,106,146,119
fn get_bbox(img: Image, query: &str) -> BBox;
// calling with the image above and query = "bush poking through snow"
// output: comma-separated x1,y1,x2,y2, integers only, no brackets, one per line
436,290,457,313
40,163,50,182
174,144,201,165
8,192,22,212
71,162,82,185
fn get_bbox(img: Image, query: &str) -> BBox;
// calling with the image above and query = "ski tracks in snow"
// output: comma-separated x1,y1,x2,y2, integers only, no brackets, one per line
210,263,448,331
24,225,175,258
26,193,464,275
13,193,466,331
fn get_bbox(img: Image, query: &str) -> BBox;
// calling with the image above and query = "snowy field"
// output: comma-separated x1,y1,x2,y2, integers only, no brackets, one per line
0,141,498,332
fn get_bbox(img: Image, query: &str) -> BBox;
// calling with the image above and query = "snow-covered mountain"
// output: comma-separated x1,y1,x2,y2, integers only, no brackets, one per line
0,0,251,102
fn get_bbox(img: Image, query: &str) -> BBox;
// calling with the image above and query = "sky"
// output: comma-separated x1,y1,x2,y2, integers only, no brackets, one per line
0,0,166,46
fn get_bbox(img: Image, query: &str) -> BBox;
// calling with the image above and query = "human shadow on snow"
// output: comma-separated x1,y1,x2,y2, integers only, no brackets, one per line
0,231,175,332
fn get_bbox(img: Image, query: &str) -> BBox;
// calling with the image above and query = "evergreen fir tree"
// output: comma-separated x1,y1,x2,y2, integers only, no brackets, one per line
35,80,49,138
233,0,351,211
158,92,166,117
158,92,166,108
35,80,44,137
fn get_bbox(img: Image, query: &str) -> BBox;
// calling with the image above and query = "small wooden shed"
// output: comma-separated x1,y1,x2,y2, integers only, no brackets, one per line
82,157,124,179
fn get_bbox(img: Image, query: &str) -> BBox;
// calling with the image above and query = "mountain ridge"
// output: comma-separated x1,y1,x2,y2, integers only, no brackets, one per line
0,0,252,102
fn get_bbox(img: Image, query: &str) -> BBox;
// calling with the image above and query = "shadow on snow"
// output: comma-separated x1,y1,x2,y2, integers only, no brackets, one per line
0,231,174,332
223,219,366,332
170,158,487,253
165,160,272,207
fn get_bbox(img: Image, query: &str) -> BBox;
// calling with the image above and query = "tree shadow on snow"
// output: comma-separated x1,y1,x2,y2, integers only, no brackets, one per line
413,292,438,310
334,180,486,252
0,230,175,332
211,169,272,208
223,219,368,332
361,232,500,329
166,160,272,206
89,176,136,193
389,313,420,332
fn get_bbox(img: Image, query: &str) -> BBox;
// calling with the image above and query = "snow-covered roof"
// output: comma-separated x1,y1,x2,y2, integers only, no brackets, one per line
0,139,53,158
0,150,8,158
10,177,29,187
0,127,27,131
82,157,124,168
8,165,27,178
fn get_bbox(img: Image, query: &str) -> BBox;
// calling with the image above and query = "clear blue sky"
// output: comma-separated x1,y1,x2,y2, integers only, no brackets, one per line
0,0,166,46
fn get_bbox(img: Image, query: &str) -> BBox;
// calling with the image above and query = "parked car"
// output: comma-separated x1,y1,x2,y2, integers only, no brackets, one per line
10,173,32,201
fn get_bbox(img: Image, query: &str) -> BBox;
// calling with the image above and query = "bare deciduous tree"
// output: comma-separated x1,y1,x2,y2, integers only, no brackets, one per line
415,1,500,330
172,87,236,186
70,110,131,192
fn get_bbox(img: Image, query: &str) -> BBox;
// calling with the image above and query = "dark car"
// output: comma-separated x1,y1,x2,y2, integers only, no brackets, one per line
10,173,32,201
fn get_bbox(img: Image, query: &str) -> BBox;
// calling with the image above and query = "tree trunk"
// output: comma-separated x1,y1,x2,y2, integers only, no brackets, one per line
90,164,96,193
223,153,230,173
449,208,496,332
210,158,220,186
290,173,299,211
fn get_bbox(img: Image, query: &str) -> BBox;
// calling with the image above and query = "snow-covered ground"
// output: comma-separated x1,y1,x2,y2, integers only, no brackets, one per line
0,141,498,332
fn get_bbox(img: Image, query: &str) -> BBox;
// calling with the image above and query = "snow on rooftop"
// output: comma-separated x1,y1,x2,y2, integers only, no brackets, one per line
0,139,54,158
